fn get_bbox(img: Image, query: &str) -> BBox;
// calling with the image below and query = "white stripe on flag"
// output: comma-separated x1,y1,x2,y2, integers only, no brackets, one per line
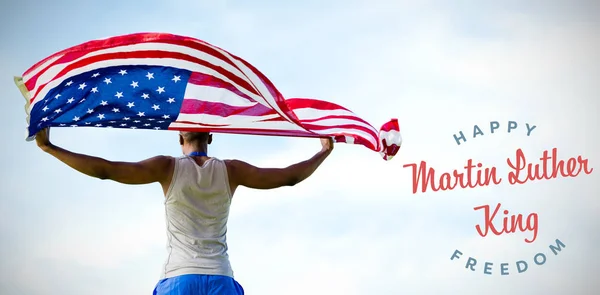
168,119,308,131
304,127,377,146
183,84,257,108
174,113,284,126
293,108,357,120
301,117,377,134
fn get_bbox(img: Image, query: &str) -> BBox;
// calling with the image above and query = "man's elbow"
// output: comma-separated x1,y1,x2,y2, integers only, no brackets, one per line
286,176,301,187
93,162,111,180
95,170,110,180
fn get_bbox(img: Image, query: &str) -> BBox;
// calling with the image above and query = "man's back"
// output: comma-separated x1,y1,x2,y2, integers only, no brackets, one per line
163,156,233,279
34,128,333,294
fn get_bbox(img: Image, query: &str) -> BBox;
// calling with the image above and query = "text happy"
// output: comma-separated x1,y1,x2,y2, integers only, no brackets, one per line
453,121,536,146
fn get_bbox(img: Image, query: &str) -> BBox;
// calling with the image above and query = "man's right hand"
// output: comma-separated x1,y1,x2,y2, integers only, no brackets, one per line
321,137,334,153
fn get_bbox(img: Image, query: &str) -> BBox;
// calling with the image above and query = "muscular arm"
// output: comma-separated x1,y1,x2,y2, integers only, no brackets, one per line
36,128,173,186
225,138,334,191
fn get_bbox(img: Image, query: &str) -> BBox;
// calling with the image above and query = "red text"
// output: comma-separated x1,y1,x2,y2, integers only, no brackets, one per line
507,148,594,185
474,203,538,243
403,160,502,194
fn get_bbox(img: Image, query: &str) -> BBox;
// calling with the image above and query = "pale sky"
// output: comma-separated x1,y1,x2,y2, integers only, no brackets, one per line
1,0,599,294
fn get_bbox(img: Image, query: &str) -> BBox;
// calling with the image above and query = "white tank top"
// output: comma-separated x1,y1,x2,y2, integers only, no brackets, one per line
161,156,234,279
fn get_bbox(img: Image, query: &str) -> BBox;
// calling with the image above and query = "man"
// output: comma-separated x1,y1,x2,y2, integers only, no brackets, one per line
35,128,333,295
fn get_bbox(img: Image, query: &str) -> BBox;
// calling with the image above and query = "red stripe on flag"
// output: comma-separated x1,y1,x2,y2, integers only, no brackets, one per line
188,72,255,103
300,122,379,140
172,120,229,127
170,125,319,138
298,114,374,128
259,116,288,122
286,98,353,112
380,118,400,132
180,99,277,117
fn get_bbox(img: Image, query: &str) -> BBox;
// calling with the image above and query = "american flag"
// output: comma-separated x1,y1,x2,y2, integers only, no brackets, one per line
14,33,401,160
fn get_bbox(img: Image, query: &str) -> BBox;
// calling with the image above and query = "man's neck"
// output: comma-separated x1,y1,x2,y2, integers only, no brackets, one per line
183,145,208,156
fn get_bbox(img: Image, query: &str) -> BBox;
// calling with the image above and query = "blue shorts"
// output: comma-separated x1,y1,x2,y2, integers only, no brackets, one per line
153,274,244,295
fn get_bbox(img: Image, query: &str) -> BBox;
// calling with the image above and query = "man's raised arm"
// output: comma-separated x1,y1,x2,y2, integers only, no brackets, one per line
36,128,174,186
225,138,334,191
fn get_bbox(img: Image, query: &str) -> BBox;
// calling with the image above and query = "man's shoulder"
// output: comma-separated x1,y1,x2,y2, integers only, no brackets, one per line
221,159,247,167
141,155,176,169
221,159,257,178
148,155,177,162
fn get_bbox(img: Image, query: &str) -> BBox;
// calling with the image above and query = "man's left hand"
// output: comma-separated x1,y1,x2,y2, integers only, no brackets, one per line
36,128,52,151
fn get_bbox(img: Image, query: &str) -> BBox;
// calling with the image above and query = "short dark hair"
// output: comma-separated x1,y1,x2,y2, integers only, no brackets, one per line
180,131,210,143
